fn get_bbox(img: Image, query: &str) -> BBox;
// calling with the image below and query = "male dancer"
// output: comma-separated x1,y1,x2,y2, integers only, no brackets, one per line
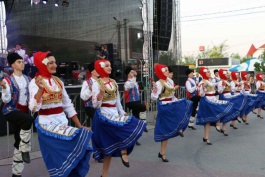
0,53,34,177
124,66,147,145
80,62,103,163
185,68,200,130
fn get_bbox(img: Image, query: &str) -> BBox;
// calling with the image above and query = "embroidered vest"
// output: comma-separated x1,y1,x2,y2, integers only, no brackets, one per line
185,80,196,99
41,76,63,105
202,80,215,93
158,79,175,99
97,78,117,102
223,81,231,92
2,75,30,115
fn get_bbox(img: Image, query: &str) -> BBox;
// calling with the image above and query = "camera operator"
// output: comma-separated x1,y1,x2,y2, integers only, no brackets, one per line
97,44,109,60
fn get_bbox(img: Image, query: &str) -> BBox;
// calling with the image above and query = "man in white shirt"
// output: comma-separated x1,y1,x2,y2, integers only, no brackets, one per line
185,69,200,130
0,53,34,177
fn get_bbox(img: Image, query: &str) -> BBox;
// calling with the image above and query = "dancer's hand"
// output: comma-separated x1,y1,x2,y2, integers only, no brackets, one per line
35,76,44,89
0,80,6,89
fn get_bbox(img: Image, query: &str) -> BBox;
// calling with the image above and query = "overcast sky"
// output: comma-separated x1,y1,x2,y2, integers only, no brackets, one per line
181,0,265,57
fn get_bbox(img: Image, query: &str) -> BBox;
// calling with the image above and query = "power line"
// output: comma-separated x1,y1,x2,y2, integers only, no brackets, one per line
182,5,265,18
182,10,265,22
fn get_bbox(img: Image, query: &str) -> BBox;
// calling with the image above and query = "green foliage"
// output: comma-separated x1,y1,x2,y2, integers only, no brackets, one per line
197,40,229,59
182,55,195,65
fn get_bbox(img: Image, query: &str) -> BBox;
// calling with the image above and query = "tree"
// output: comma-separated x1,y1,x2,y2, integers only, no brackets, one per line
197,40,229,59
182,55,195,65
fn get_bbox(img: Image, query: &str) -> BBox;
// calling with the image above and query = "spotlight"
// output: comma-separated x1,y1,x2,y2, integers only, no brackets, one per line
42,0,47,4
62,0,69,7
54,0,59,7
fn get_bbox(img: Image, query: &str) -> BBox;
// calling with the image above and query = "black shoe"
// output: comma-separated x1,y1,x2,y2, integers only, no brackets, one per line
158,152,169,162
12,174,22,177
237,118,242,123
215,127,221,133
97,159,104,163
203,138,212,145
144,128,148,132
21,152,30,164
188,126,196,130
178,131,184,137
136,141,141,146
242,119,249,125
120,152,130,168
258,115,264,119
252,111,257,114
230,124,238,129
220,129,228,136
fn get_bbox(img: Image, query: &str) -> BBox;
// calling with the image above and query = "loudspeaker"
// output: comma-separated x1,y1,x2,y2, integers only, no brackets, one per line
153,0,172,51
105,43,114,60
169,65,189,86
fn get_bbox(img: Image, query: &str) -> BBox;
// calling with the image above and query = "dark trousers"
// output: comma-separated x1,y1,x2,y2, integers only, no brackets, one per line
3,111,34,149
84,106,96,127
189,95,201,117
125,101,146,119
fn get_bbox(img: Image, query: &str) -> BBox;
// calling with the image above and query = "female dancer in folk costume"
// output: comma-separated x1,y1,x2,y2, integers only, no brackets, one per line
28,51,93,177
217,70,247,133
240,71,258,124
255,73,265,119
151,64,193,162
196,67,234,145
91,60,146,177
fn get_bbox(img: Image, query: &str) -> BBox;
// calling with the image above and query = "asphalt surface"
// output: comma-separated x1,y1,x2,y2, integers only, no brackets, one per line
1,112,265,177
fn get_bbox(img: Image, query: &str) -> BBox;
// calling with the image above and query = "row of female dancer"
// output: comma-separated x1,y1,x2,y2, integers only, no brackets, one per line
1,51,263,177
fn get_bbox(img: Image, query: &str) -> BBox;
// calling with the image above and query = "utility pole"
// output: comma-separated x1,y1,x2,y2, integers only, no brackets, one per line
123,18,128,65
113,17,121,60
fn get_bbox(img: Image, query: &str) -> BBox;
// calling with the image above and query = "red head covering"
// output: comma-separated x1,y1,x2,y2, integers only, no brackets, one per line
199,67,209,80
231,71,239,81
219,69,228,80
241,71,248,81
94,59,109,78
154,63,167,80
34,51,52,78
256,73,264,81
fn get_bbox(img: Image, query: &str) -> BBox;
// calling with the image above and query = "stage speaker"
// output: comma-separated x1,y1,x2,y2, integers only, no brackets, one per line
153,0,172,51
104,43,114,60
169,65,189,86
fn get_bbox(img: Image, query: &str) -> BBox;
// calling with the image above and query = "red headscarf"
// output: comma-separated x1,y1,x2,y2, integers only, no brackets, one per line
154,63,167,80
231,71,239,81
241,71,247,81
199,67,209,80
94,59,109,78
219,69,228,80
256,73,263,81
34,51,52,78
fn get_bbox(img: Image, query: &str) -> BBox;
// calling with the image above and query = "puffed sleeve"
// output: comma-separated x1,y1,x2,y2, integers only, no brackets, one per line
198,81,206,97
28,78,42,112
92,80,102,108
151,81,162,100
1,78,11,103
217,81,225,93
61,82,77,118
80,80,92,101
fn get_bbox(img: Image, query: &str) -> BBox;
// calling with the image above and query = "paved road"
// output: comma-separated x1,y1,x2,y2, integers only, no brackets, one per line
1,112,265,177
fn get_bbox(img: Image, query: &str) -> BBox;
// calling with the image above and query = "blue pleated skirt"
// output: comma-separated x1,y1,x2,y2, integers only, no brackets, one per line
154,98,193,142
35,118,93,177
240,94,258,116
219,93,248,123
255,91,265,108
92,109,146,161
196,97,234,125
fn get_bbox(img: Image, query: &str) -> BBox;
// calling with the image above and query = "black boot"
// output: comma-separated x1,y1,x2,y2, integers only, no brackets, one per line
12,174,22,177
